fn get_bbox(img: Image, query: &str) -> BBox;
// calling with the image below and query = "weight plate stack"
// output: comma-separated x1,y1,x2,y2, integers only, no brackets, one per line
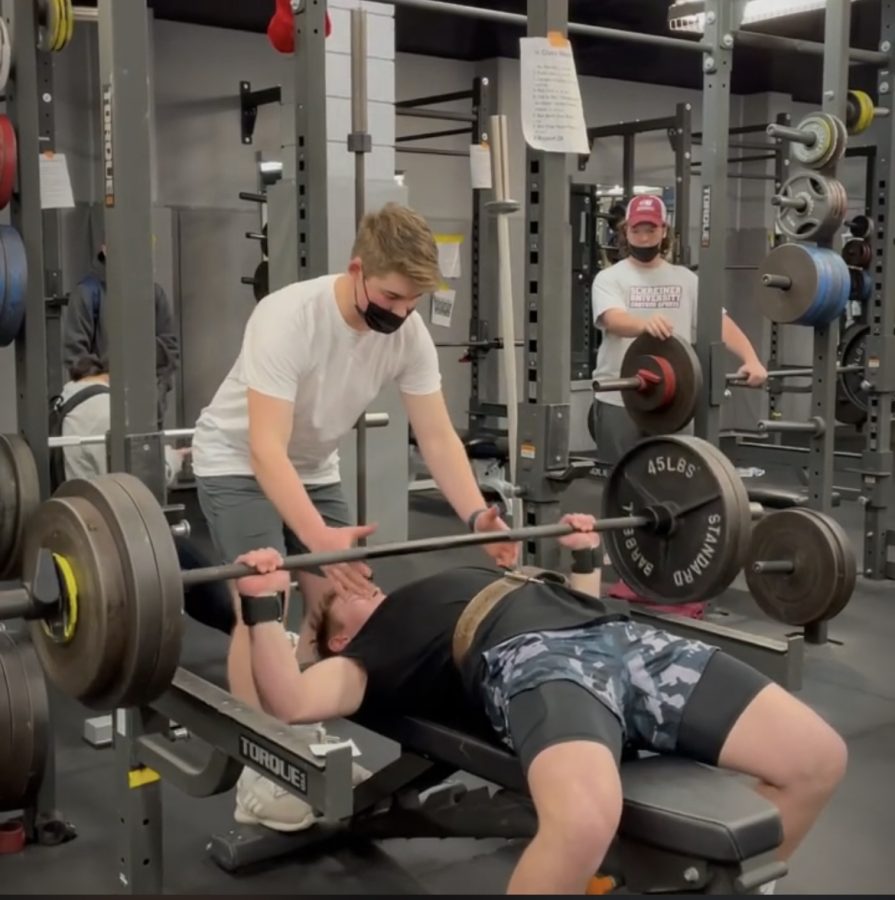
775,173,847,243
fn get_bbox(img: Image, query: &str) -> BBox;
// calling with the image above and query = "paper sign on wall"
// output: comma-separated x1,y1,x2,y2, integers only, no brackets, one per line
435,234,463,279
430,287,456,328
469,143,493,190
519,32,589,155
40,152,75,209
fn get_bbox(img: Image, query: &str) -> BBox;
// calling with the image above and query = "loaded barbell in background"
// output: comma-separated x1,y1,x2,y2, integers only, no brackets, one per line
767,113,847,170
592,334,702,435
1,434,756,710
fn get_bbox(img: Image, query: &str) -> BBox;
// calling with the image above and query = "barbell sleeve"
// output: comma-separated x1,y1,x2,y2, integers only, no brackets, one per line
766,123,817,147
593,376,644,393
757,417,825,437
181,516,650,587
751,560,795,575
771,195,808,212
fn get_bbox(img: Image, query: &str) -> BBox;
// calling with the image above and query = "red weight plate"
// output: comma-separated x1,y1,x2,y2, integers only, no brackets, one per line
0,116,17,211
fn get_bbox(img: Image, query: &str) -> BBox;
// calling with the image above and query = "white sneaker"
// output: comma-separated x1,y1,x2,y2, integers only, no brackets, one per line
234,768,321,832
759,881,777,895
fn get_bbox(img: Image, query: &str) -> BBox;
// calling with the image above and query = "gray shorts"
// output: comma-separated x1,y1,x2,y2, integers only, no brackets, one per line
195,475,352,572
479,620,769,772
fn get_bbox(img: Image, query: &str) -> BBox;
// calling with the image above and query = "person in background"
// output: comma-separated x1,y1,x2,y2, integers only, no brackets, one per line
590,194,768,614
63,243,180,429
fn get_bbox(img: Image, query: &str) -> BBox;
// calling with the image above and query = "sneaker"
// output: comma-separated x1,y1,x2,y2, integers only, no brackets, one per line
234,768,321,832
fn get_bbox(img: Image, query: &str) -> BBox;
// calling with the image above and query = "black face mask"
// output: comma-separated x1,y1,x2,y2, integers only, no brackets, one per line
629,243,661,263
355,278,408,334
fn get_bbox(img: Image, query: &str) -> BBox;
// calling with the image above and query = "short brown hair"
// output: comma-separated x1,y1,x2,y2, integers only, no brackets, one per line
69,353,108,381
313,590,340,659
352,203,441,292
618,220,674,261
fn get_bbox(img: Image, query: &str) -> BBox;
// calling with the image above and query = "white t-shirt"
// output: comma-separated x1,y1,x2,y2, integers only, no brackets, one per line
59,379,182,484
191,274,442,483
592,259,699,407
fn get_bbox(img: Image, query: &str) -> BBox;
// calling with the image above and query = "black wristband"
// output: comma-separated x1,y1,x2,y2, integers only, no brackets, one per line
240,592,284,627
466,507,489,533
571,547,601,574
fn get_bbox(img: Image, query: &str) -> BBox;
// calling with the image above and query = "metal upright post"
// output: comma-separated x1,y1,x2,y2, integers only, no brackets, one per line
97,0,163,498
862,1,895,582
294,0,329,278
693,0,735,444
673,102,693,267
97,2,165,890
468,75,491,434
38,52,67,401
7,0,51,496
350,9,370,532
518,0,572,570
800,0,852,646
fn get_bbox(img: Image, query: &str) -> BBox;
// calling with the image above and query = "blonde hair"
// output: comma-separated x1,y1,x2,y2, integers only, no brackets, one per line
352,203,441,292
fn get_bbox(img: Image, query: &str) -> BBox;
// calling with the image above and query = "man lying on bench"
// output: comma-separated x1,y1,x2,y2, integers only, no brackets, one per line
234,514,847,895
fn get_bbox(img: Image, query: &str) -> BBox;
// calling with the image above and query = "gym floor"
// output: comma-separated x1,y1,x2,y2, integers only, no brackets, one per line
2,475,894,894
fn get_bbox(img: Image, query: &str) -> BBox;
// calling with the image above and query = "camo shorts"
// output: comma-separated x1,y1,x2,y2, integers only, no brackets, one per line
479,619,769,772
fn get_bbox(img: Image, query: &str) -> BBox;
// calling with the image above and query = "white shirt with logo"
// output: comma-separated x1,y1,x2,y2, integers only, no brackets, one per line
591,258,698,407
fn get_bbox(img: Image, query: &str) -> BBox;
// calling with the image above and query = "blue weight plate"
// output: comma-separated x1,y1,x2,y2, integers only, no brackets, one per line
817,248,847,326
833,255,851,319
801,245,830,327
862,270,874,302
0,226,26,347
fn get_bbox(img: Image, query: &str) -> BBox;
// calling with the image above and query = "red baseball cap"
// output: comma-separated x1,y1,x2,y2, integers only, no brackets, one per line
626,195,668,228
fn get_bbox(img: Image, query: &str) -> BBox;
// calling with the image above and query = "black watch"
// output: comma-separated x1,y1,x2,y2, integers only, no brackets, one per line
240,592,284,627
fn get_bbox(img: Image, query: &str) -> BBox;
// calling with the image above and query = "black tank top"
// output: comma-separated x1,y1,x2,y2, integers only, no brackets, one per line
339,566,627,727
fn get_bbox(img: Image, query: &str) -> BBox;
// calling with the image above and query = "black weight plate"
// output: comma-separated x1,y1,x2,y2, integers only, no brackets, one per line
842,239,871,269
0,631,49,812
261,223,268,258
24,496,128,706
745,508,845,625
797,509,856,620
602,435,749,604
849,214,872,239
57,477,180,710
0,434,40,579
689,440,753,591
838,323,869,421
253,260,269,303
106,473,184,704
619,334,702,436
757,244,823,325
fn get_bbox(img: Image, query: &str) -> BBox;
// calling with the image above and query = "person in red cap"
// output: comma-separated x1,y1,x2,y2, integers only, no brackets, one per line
590,194,766,614
590,193,766,462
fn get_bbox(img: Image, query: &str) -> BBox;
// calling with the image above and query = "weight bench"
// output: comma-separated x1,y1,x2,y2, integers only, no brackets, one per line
208,712,786,894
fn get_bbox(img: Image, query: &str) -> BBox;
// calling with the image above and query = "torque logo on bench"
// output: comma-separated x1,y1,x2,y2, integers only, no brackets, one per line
239,735,308,796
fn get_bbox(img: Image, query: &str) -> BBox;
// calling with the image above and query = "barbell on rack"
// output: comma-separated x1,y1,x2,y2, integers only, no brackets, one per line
1,434,756,711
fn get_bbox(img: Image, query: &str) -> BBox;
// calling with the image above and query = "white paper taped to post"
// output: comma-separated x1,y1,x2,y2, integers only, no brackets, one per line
430,287,456,328
435,234,463,279
469,143,493,190
39,152,75,209
519,32,589,155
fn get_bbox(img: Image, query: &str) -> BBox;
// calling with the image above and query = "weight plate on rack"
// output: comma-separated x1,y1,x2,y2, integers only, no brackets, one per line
105,473,184,705
842,239,871,269
602,435,751,604
757,243,849,326
0,19,11,102
829,113,848,168
792,114,835,169
775,173,847,243
24,495,129,706
836,322,869,424
849,214,872,239
0,225,28,347
51,476,183,710
0,434,40,579
0,632,49,813
253,259,269,303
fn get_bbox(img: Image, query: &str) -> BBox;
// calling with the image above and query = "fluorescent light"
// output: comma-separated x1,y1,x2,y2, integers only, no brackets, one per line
669,0,859,34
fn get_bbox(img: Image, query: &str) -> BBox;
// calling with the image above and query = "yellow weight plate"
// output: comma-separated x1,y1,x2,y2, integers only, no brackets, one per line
857,90,875,134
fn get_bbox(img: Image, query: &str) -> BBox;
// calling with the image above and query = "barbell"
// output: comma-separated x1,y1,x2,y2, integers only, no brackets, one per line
2,432,757,711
